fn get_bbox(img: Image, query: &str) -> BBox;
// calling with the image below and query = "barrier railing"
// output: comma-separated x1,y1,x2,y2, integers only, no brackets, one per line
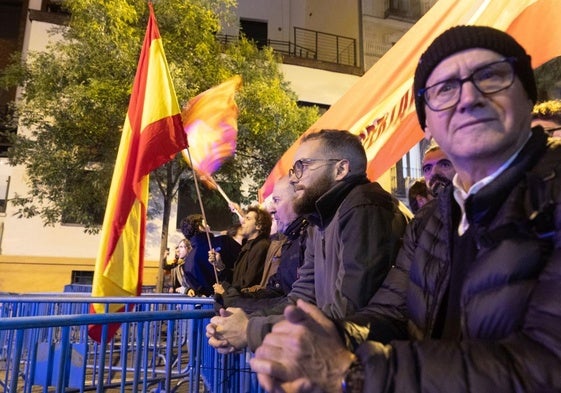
0,294,264,393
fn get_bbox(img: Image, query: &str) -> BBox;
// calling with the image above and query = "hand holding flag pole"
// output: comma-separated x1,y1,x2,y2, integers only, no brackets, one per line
197,170,244,221
183,146,220,284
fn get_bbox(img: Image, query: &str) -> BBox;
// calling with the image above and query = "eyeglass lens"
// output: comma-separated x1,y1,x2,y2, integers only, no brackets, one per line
422,58,515,112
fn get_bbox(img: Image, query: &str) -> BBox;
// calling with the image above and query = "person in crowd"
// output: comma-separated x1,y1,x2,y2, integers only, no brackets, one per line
532,99,561,137
223,223,244,245
407,178,431,213
220,176,309,313
422,142,455,197
249,25,561,392
212,223,243,285
212,205,272,296
206,129,411,354
177,214,239,296
162,238,191,293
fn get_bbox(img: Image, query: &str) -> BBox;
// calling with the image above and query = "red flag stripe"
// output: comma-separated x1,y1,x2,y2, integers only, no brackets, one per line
89,3,187,343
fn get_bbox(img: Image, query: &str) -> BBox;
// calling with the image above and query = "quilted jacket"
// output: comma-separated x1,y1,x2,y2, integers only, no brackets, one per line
339,128,561,392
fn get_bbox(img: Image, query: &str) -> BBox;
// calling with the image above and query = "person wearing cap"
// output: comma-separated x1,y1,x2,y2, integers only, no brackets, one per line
249,25,561,393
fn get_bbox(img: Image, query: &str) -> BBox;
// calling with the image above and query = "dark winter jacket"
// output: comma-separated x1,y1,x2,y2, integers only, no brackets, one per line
221,216,309,313
229,233,270,290
246,174,411,351
339,128,561,392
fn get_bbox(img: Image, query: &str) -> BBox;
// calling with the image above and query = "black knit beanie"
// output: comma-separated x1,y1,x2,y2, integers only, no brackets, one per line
413,25,537,130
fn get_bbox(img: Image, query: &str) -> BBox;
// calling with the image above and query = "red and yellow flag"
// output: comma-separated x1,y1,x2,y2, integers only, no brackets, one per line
89,3,187,342
181,75,241,181
260,0,561,200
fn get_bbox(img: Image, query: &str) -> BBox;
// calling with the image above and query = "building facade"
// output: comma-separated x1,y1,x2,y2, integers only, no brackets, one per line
0,0,435,292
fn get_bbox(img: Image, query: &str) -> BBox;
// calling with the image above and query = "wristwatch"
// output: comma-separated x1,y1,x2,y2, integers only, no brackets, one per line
341,355,364,393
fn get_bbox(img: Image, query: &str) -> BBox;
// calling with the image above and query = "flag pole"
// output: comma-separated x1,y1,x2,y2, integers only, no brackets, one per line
200,173,243,221
184,146,220,284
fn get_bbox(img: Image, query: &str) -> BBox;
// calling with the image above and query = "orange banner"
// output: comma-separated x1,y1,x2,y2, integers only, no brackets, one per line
260,0,561,200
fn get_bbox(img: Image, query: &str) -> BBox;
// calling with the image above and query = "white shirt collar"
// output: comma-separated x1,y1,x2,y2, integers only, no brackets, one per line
452,133,531,236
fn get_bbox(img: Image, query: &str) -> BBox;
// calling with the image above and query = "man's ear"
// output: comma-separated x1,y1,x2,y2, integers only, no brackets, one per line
424,126,433,141
334,159,350,180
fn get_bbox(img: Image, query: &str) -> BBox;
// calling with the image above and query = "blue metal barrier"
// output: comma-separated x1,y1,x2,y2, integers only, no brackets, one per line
0,294,265,393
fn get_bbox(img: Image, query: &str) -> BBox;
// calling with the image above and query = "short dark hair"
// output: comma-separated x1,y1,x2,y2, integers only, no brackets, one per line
246,205,272,237
408,179,429,214
301,129,367,173
180,214,204,240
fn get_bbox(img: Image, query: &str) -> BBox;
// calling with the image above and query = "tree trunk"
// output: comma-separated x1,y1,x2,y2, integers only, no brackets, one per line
156,162,176,293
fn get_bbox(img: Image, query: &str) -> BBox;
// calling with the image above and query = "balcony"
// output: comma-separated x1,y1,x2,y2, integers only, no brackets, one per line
218,26,363,76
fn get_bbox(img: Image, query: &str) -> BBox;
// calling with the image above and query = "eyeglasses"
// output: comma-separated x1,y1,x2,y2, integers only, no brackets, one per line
544,126,561,136
418,57,517,112
288,158,341,179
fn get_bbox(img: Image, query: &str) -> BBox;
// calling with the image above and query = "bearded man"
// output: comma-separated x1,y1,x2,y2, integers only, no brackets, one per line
206,129,411,353
422,143,456,197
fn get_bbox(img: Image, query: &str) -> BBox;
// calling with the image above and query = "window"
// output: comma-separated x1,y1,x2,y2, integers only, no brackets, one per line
71,270,94,285
44,0,69,14
386,0,421,21
240,19,268,49
0,176,10,214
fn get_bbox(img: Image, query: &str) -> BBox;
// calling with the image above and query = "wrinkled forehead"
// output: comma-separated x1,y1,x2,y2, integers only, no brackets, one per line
425,48,504,86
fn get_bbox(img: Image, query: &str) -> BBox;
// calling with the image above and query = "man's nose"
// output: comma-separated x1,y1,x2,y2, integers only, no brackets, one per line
457,79,484,110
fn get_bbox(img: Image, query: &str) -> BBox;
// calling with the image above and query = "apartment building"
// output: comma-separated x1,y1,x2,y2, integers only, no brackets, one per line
0,0,434,292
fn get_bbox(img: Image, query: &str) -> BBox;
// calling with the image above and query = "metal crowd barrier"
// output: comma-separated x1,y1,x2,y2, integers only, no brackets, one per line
0,293,265,393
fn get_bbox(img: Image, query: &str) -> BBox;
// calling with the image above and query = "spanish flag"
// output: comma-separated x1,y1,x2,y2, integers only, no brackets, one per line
260,0,561,199
89,3,187,342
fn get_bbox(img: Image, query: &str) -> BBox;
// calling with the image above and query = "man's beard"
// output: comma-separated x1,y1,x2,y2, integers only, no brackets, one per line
293,176,334,216
428,174,452,197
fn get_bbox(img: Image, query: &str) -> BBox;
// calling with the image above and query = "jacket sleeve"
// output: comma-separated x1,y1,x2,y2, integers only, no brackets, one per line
244,229,316,351
336,213,419,350
286,226,318,304
241,239,270,288
246,313,285,352
356,323,561,392
345,213,561,392
325,199,408,322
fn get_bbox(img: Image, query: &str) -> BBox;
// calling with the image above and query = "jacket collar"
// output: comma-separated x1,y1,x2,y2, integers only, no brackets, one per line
283,216,309,240
241,232,269,250
307,173,369,229
464,127,548,227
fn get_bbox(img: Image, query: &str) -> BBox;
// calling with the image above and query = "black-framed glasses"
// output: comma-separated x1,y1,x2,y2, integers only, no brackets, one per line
288,158,341,179
544,126,561,136
418,57,517,112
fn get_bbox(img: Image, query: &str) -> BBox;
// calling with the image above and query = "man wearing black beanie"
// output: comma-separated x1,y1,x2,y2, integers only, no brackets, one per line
250,25,561,393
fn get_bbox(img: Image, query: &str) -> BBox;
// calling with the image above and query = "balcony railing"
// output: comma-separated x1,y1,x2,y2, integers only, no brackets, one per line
217,26,357,68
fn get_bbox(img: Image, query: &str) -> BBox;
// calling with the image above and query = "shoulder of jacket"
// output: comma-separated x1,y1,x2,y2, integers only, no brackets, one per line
339,182,395,213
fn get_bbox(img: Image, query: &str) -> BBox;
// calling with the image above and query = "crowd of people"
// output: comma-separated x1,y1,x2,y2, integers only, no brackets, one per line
162,24,561,393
